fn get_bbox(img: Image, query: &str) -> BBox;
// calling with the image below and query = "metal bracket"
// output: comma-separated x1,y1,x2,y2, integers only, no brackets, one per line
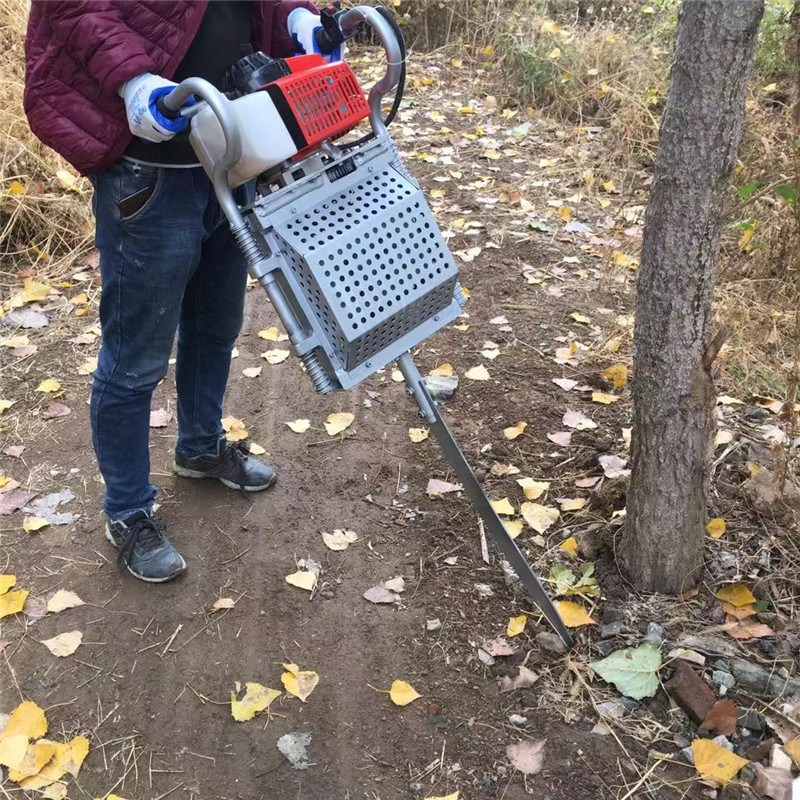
397,353,574,649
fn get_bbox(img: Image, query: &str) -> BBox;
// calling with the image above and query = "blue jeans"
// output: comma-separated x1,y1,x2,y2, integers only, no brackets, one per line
90,159,250,520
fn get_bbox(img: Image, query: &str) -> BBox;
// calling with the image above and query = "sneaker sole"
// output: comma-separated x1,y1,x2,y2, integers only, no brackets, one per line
104,524,188,584
172,463,277,492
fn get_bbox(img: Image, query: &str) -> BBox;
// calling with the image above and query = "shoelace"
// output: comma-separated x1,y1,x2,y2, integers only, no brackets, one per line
118,516,168,569
205,441,248,492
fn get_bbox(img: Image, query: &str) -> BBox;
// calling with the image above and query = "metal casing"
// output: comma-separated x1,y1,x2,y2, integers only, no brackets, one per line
250,140,462,390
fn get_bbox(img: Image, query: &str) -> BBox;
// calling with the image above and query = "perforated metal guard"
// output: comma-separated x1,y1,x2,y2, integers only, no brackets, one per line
273,163,459,373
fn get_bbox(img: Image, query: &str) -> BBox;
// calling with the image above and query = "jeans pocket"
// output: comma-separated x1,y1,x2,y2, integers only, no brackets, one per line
116,161,164,223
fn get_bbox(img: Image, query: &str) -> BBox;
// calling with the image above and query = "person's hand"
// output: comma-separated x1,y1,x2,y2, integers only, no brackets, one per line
288,8,343,62
119,73,190,143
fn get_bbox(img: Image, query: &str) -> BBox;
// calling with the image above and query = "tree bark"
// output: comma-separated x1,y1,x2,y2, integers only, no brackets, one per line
620,0,764,594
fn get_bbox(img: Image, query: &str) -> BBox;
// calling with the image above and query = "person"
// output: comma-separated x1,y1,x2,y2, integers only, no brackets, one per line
24,1,328,584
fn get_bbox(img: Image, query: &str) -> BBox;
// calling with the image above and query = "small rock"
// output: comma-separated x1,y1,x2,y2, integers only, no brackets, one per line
673,733,691,749
746,738,775,762
712,735,734,752
665,660,716,724
594,640,616,657
426,618,442,632
477,649,495,666
509,714,528,725
731,658,800,698
600,621,625,638
711,670,736,690
423,374,459,402
536,631,567,654
739,709,764,733
647,622,665,639
681,746,695,765
770,744,793,771
597,698,638,720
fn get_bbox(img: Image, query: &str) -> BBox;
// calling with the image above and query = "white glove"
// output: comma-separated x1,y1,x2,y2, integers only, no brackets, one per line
288,8,343,62
119,73,190,143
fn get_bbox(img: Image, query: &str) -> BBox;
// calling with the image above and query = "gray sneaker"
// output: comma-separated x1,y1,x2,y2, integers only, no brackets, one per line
173,437,277,492
106,512,187,583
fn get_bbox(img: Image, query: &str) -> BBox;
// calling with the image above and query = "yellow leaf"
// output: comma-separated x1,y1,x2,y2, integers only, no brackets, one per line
8,740,57,781
258,326,288,342
504,518,524,539
46,589,84,613
706,518,726,539
555,600,596,628
426,793,459,800
482,44,494,57
612,251,637,269
458,106,476,115
691,739,748,786
3,700,48,739
738,226,754,252
8,180,25,196
491,497,515,516
0,735,29,771
559,206,572,222
430,188,446,199
18,736,89,789
785,738,800,765
285,570,316,592
570,312,591,324
2,335,29,347
507,615,526,637
409,427,430,443
601,180,617,193
504,421,527,440
23,280,51,303
715,583,756,608
70,293,88,306
24,516,50,533
520,502,560,534
547,46,562,59
0,476,10,489
0,574,16,594
281,662,319,702
0,589,29,618
42,630,82,657
389,679,421,706
601,363,628,389
262,349,290,365
560,536,579,557
77,357,98,375
430,363,454,377
56,169,79,190
516,478,549,501
248,442,266,456
541,19,559,33
592,392,619,405
325,412,354,436
221,416,248,441
559,497,587,512
242,366,262,378
36,379,61,393
286,419,311,434
465,365,490,381
230,682,281,722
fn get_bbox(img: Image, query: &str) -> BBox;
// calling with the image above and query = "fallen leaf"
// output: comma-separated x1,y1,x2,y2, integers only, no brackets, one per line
262,349,290,364
285,571,317,592
507,615,526,637
325,412,354,436
706,518,726,539
384,576,405,593
563,410,597,430
363,584,397,604
426,479,463,498
36,379,61,393
785,739,800,765
77,357,97,376
242,366,263,378
0,399,18,413
506,739,546,775
46,590,84,614
42,402,71,419
700,699,738,736
391,369,405,383
504,519,524,538
41,630,82,657
281,662,319,702
409,427,430,443
430,363,454,377
212,598,235,612
592,392,619,405
221,416,248,441
230,682,281,721
599,454,630,479
547,431,572,446
258,326,288,342
425,793,459,800
560,536,579,557
491,497,515,516
721,602,756,620
692,739,748,786
0,489,37,515
149,408,172,428
322,529,358,551
716,583,756,607
590,644,662,699
516,478,549,500
3,700,48,739
552,378,579,391
248,442,266,456
559,497,587,512
499,665,539,692
0,590,29,619
389,680,421,706
570,312,590,324
726,620,775,640
23,280,51,302
23,516,50,533
18,736,89,790
491,462,520,477
752,765,796,800
504,421,527,440
465,365,490,381
277,730,312,770
520,502,559,533
555,600,596,628
8,740,58,781
601,364,628,389
286,419,311,434
0,575,16,594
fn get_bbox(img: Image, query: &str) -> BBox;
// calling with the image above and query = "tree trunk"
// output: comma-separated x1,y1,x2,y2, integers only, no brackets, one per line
620,0,764,594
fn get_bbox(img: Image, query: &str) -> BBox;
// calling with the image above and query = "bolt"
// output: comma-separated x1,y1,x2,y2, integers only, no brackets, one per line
433,315,439,322
291,207,297,213
365,361,372,369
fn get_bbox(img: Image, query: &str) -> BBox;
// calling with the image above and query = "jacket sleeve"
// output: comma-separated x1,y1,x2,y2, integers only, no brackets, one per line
270,0,319,57
40,1,157,94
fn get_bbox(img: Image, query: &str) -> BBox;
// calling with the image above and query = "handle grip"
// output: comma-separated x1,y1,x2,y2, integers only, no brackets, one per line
156,93,183,121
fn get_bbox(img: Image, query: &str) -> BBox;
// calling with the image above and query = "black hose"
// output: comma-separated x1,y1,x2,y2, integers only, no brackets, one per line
342,5,406,151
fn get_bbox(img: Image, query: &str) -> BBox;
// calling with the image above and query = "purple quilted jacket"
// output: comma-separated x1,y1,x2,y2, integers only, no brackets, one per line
24,0,317,174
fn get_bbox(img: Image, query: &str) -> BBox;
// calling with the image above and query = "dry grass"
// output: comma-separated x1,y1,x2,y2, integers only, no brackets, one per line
0,0,92,285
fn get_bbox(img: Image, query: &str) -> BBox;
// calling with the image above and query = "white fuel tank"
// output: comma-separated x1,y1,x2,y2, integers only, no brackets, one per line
190,92,298,188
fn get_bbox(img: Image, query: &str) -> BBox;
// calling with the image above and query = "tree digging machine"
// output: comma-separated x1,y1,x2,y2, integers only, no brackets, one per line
158,3,573,647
